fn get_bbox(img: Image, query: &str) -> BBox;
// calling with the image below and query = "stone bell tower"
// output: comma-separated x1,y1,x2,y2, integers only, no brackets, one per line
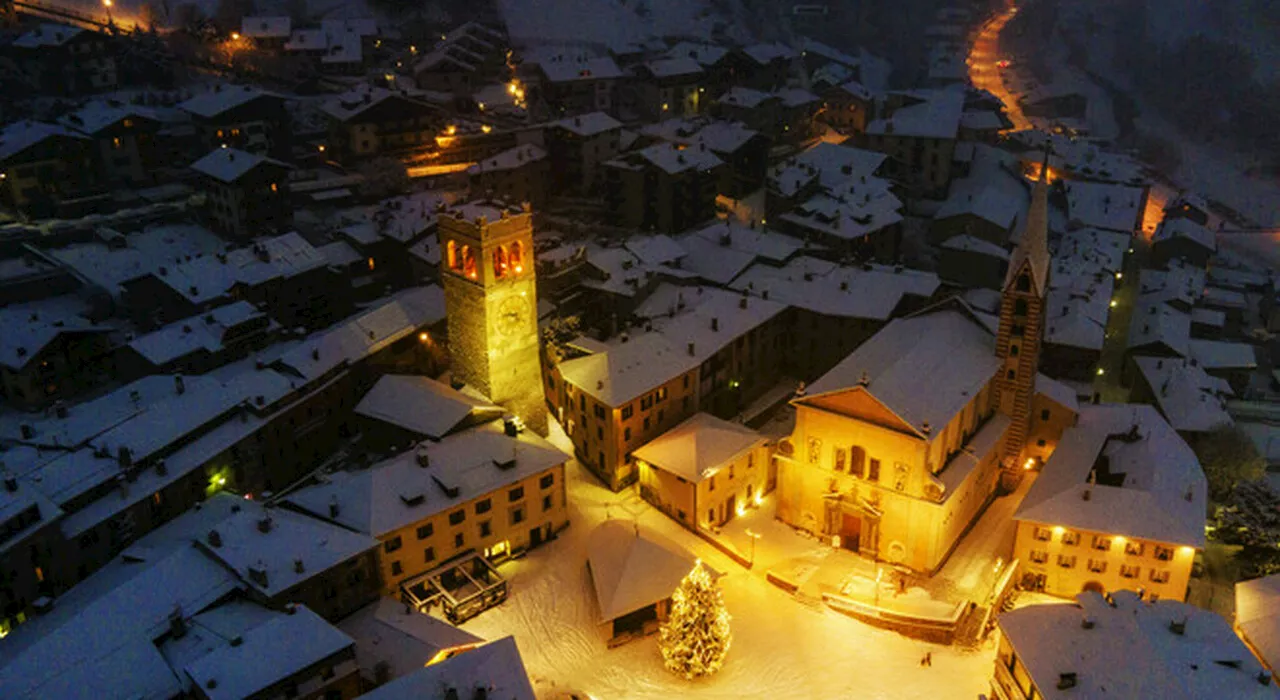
438,200,547,434
994,149,1051,477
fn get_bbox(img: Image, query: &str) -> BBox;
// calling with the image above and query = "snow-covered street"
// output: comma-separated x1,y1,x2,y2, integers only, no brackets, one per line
457,423,996,699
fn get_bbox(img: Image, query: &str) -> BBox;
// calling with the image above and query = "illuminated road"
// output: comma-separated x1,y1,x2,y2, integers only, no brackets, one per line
967,5,1032,132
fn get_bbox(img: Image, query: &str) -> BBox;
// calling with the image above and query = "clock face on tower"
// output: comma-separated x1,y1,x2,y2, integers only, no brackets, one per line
496,296,529,337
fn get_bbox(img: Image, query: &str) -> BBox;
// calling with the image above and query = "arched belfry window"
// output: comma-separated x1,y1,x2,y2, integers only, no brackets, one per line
509,241,525,274
447,240,459,270
493,245,508,278
462,245,477,279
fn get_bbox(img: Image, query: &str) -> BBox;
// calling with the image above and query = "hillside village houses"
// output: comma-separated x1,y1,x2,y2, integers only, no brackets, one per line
4,7,1280,697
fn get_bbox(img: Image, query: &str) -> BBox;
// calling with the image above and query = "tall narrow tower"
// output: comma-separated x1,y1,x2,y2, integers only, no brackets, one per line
994,151,1051,471
438,200,548,434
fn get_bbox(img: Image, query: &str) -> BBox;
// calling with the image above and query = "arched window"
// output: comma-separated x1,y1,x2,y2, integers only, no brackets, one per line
493,245,508,278
462,245,476,279
509,241,525,274
446,240,458,270
1016,274,1031,292
1014,299,1028,316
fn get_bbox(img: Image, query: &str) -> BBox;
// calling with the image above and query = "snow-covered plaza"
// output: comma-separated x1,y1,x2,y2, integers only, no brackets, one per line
457,425,997,699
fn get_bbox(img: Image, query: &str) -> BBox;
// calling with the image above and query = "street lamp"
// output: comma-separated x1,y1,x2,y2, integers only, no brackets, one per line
745,529,762,568
102,0,113,23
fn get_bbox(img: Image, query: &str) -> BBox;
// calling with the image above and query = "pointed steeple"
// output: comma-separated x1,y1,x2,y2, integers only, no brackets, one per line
1005,145,1052,295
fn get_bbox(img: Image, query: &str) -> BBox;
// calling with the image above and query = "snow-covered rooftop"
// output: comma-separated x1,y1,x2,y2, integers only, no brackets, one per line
337,598,482,680
999,590,1274,699
240,16,291,38
149,231,323,305
1133,356,1232,433
1153,217,1216,255
58,102,160,135
551,111,622,137
535,53,624,83
276,285,446,381
1043,250,1115,351
199,500,378,598
940,234,1009,259
285,421,568,537
467,144,547,175
1188,339,1257,371
1236,574,1280,677
126,301,266,367
729,256,938,321
559,286,786,406
1016,403,1206,547
716,86,774,109
12,23,84,48
1138,261,1206,310
586,520,700,622
190,147,290,183
354,374,503,440
780,185,903,243
1201,285,1247,310
0,301,110,371
768,141,888,199
49,223,225,299
642,56,703,78
179,86,277,119
664,41,728,68
935,184,1021,231
1063,180,1145,232
804,301,998,435
623,233,686,266
741,41,796,65
683,219,804,263
627,141,724,175
0,120,88,162
360,636,534,700
633,412,765,483
1128,296,1191,357
183,604,352,700
866,87,965,139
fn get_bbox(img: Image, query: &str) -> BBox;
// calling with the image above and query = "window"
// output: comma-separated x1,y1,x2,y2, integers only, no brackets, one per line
683,375,690,389
1006,369,1016,380
834,448,847,472
1041,409,1051,421
1088,559,1107,573
729,463,735,480
1153,545,1173,561
850,446,866,476
708,475,716,492
1120,564,1140,579
1092,535,1112,551
454,533,464,548
509,486,524,502
391,561,403,576
1062,531,1080,546
657,387,668,402
624,427,631,441
594,405,605,419
416,523,433,540
384,536,402,553
511,507,525,525
1149,569,1171,584
1029,549,1048,563
1033,527,1052,542
1057,554,1076,569
622,405,633,420
543,494,553,511
476,499,492,514
1014,299,1028,316
643,417,651,430
479,520,492,537
1010,344,1019,357
449,510,465,526
1017,274,1030,292
1125,541,1145,556
748,453,755,469
867,459,882,482
1037,439,1046,447
424,547,435,563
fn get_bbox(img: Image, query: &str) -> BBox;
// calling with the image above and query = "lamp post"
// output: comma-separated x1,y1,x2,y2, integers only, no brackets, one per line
745,529,762,568
102,0,112,23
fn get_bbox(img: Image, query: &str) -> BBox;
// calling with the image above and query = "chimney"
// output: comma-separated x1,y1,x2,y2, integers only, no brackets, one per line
739,297,747,309
118,446,133,468
858,371,869,387
54,402,68,419
248,561,269,588
1259,671,1274,687
1057,673,1077,690
3,475,17,492
416,446,430,468
688,342,696,356
1082,488,1091,501
329,495,340,518
156,459,167,476
257,516,273,533
168,606,187,639
762,289,770,300
174,375,185,395
207,529,222,547
1081,616,1095,629
1170,618,1187,635
294,558,305,574
921,421,931,435
19,424,33,439
312,348,320,361
711,317,719,332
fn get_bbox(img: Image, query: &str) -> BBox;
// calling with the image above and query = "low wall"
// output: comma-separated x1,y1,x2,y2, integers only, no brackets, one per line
696,528,753,569
821,592,966,645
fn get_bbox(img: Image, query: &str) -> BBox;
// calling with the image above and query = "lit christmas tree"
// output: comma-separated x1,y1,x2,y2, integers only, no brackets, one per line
658,560,731,679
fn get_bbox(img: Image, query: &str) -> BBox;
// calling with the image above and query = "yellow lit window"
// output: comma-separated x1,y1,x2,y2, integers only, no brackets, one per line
367,257,376,271
112,137,121,149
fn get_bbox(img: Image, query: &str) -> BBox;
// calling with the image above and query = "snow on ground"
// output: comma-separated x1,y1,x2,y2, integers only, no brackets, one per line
459,422,994,699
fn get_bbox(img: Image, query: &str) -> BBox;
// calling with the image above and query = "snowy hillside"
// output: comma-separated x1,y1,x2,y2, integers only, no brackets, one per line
496,0,752,49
